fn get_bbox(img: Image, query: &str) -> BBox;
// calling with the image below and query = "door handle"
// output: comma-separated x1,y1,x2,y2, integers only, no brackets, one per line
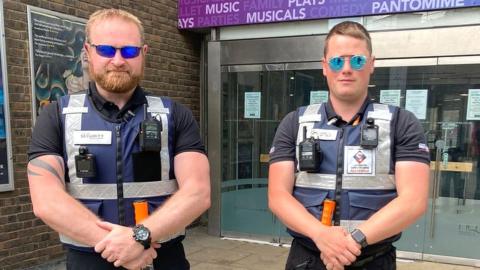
429,140,444,238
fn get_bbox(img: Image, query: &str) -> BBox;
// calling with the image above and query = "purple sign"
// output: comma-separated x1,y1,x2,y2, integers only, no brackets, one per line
178,0,480,29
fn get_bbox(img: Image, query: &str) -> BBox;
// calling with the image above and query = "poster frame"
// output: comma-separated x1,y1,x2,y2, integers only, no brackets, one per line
27,5,87,123
0,0,14,192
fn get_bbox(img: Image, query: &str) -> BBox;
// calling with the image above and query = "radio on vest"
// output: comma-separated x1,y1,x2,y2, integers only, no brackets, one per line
299,126,323,172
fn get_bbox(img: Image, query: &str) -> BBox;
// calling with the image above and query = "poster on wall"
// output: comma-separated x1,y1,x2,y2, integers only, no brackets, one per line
27,6,88,119
244,92,261,119
310,90,328,105
466,89,480,120
405,89,428,120
380,89,401,107
0,1,14,191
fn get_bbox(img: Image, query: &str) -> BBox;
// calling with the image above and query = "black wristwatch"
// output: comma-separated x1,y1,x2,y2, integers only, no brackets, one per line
132,224,151,249
350,229,368,248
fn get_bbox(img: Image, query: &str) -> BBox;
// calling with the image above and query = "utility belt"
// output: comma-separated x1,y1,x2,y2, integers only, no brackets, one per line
295,237,395,268
350,243,394,267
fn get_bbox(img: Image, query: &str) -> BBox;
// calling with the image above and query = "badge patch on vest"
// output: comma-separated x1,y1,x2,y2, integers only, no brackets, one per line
148,107,170,114
311,129,338,140
344,146,375,175
62,107,88,114
73,131,112,145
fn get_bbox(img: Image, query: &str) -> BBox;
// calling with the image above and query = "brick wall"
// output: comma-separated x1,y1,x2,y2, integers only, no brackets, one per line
0,0,201,269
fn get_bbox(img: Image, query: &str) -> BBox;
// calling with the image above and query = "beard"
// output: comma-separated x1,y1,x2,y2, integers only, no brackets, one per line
89,62,143,94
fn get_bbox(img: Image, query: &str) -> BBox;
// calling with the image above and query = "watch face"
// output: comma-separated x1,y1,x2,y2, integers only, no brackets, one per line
137,228,149,241
133,225,151,249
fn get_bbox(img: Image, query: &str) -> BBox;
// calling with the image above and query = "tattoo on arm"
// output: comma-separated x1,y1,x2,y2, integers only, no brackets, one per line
29,157,64,183
53,155,65,174
27,169,41,176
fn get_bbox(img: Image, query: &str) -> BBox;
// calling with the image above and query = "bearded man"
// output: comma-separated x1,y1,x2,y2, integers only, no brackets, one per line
27,9,210,270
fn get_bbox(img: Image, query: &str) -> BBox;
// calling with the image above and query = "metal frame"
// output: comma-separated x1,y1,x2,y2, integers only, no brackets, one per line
207,38,221,236
0,0,14,192
220,35,325,66
27,5,87,123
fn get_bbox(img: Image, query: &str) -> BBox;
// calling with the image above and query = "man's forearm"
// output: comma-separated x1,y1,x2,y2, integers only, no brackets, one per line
142,152,211,241
357,195,426,245
268,161,327,240
28,155,108,246
269,188,326,240
357,161,429,245
142,186,210,241
34,190,109,246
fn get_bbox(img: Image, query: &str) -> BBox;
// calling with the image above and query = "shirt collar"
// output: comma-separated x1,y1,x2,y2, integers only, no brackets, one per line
325,96,371,126
87,82,147,120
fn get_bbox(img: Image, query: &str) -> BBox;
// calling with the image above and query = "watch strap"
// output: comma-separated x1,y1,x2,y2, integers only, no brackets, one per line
351,228,368,248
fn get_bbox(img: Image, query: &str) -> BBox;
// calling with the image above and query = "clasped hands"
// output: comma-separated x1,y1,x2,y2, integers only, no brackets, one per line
94,221,160,270
315,226,362,270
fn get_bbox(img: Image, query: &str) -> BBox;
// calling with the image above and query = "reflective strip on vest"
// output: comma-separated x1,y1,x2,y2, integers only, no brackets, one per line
371,104,392,177
66,179,178,200
295,173,395,190
295,172,335,190
146,96,170,181
343,174,395,190
296,103,322,171
298,103,322,124
59,229,186,247
340,220,364,233
64,94,86,185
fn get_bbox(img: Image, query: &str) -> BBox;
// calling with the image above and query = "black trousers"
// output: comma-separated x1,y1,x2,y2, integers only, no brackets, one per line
66,241,190,270
285,239,396,270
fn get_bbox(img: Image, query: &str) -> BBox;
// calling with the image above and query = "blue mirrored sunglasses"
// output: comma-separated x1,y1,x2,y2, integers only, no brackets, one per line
328,55,367,72
89,43,142,59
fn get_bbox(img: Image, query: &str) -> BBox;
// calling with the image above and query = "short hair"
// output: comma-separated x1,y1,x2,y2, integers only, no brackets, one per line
324,21,372,56
86,9,144,44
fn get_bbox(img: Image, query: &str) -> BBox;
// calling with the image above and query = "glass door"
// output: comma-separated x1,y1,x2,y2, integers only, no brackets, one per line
220,63,328,243
370,61,480,264
419,64,480,262
220,64,288,240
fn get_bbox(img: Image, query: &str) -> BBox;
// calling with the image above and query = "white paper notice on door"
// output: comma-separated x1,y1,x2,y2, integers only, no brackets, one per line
467,89,480,120
310,90,329,105
244,92,261,119
405,89,428,120
380,89,401,107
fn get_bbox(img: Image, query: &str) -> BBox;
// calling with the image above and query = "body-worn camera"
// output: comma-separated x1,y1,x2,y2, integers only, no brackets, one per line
139,104,162,152
299,126,323,172
360,117,378,149
75,146,97,178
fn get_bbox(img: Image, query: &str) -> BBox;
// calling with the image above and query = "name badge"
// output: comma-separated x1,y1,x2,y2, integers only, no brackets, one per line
63,107,88,114
344,146,375,175
73,131,112,145
311,129,338,140
148,107,170,114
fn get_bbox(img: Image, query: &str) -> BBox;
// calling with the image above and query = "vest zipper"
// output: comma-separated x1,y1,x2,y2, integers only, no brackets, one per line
115,124,125,225
333,128,344,226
